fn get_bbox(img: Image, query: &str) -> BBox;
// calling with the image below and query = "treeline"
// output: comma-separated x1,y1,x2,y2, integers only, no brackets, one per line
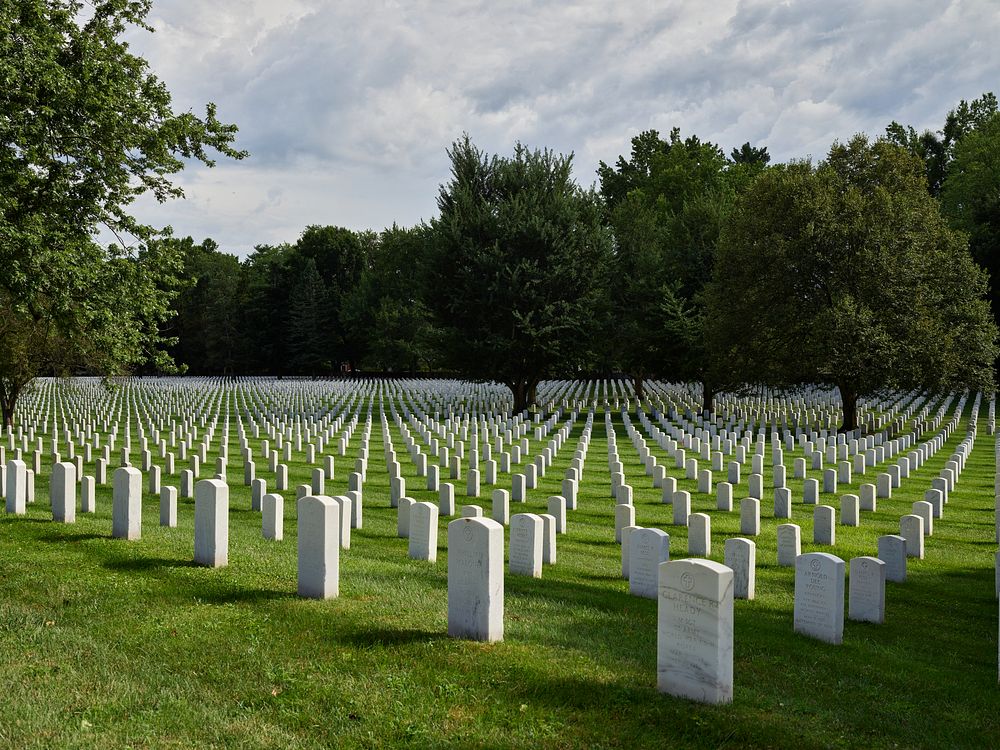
164,225,433,375
155,93,1000,427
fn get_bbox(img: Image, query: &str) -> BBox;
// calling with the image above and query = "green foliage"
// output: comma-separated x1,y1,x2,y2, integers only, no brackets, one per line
239,242,296,373
0,0,244,420
598,129,768,404
293,225,366,367
426,135,613,411
730,141,771,165
885,92,997,195
940,111,1000,326
288,258,329,374
707,136,998,429
341,225,438,372
165,238,245,374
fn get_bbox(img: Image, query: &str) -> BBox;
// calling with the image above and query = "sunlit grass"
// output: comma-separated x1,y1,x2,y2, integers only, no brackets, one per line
0,394,997,749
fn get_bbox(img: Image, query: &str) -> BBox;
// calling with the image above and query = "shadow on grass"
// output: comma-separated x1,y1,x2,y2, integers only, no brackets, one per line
200,587,296,605
104,557,200,572
578,571,627,582
338,625,444,648
37,531,106,543
575,538,620,548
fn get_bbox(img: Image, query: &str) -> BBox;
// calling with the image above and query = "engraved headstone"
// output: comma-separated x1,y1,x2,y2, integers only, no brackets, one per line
509,513,543,577
848,556,886,624
793,552,845,644
657,559,734,704
297,495,340,599
630,527,671,599
194,478,229,567
724,537,756,600
777,523,801,567
448,516,504,641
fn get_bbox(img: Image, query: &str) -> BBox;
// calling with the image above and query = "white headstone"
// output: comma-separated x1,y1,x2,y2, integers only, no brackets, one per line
848,556,885,624
740,497,760,536
5,459,26,515
777,523,801,567
160,485,177,527
409,501,439,562
297,495,340,599
615,503,635,542
547,495,566,533
673,490,691,526
50,461,76,523
657,558,734,704
439,483,456,516
899,514,925,558
447,516,503,641
194,478,229,567
262,492,283,540
629,527,670,599
491,489,510,526
877,534,907,583
716,482,733,511
840,494,860,527
112,466,142,540
724,537,756,600
793,552,845,644
688,513,711,556
814,505,835,545
509,513,543,577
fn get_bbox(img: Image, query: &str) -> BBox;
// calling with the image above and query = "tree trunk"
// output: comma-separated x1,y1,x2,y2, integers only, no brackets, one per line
1,384,19,429
701,381,714,415
632,375,645,401
510,381,528,415
509,378,539,415
839,386,858,433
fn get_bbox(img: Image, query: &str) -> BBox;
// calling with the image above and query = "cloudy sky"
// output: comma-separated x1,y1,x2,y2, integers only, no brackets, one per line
122,0,1000,257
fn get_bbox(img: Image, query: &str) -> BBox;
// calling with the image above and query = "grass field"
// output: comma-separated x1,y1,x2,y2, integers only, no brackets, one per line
1,392,998,749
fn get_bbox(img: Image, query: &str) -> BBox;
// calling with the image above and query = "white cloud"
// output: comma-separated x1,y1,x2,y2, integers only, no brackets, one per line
112,0,1000,256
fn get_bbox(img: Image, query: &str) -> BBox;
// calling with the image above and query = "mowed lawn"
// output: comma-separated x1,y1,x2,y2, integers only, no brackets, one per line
1,399,998,749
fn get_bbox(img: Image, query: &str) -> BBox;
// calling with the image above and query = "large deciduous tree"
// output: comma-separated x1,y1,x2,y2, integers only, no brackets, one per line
706,136,997,432
0,0,244,424
940,111,1000,331
426,135,613,413
598,128,768,409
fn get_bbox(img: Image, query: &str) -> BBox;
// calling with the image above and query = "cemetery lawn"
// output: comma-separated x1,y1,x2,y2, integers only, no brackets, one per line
1,405,999,749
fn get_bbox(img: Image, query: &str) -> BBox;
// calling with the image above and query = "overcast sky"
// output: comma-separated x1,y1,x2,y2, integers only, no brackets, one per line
122,0,1000,257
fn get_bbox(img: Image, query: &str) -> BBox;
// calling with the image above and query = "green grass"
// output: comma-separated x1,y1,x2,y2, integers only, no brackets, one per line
1,392,998,749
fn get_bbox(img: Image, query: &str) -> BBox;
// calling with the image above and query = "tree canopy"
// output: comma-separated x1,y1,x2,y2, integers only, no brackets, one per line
598,128,769,408
940,111,1000,329
426,135,613,413
706,136,997,431
0,0,244,423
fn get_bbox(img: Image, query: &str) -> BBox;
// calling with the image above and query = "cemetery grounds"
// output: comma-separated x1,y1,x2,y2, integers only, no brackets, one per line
0,377,998,749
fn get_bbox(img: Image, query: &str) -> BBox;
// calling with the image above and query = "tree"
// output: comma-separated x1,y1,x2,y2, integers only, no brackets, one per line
598,128,768,408
293,225,366,370
341,225,438,372
706,136,997,432
940,112,1000,330
0,0,244,424
426,135,613,413
240,243,295,374
167,238,246,374
288,257,328,374
885,92,997,196
730,142,771,165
